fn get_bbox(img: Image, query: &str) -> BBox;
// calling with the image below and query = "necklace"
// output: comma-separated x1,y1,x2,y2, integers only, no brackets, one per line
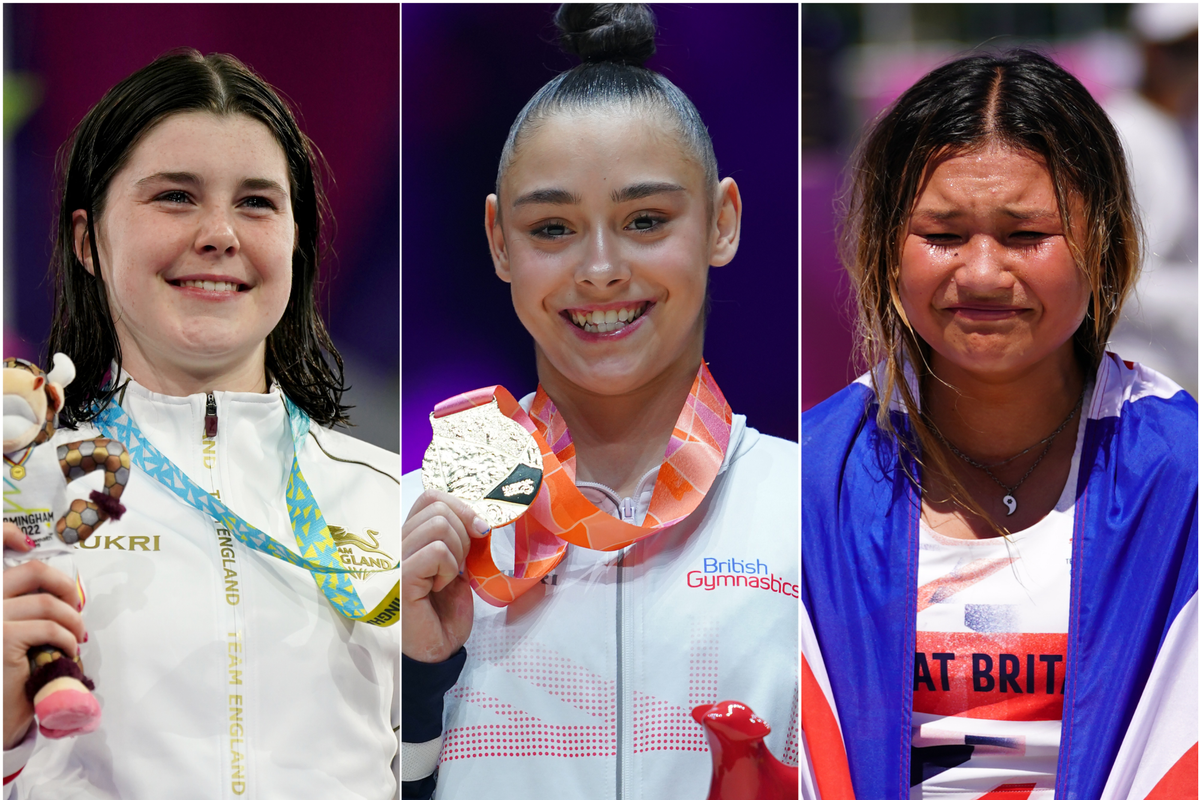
932,390,1085,517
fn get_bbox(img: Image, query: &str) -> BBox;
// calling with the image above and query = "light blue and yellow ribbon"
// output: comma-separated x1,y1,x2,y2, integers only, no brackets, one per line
94,397,399,627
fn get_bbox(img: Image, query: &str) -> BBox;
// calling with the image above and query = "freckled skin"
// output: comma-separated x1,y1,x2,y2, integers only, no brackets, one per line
900,144,1090,387
73,112,295,394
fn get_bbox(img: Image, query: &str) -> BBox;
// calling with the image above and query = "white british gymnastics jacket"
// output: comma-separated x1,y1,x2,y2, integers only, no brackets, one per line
401,412,799,800
801,354,1198,800
3,379,400,800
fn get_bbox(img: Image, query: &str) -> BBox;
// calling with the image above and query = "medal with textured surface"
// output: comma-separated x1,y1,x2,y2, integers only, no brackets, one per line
422,398,543,528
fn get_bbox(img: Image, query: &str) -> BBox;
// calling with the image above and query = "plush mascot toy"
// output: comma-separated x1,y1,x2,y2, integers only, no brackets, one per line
2,354,130,739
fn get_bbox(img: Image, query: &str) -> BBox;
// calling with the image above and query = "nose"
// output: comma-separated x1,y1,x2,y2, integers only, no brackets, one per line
196,206,239,256
574,229,629,290
953,235,1015,293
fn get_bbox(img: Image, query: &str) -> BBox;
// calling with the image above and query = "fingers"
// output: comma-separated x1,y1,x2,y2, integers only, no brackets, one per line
2,522,33,552
5,586,86,647
402,540,462,599
406,490,489,538
3,559,80,609
402,492,490,570
402,509,470,568
3,614,83,659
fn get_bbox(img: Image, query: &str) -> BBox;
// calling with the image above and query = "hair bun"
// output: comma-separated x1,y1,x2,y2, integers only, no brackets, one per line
555,4,656,67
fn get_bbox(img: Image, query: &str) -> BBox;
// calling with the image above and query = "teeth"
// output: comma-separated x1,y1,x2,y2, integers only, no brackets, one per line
178,280,240,292
568,303,647,333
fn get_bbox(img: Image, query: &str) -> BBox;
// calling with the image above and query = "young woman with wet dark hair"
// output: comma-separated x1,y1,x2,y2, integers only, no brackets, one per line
3,49,398,797
402,5,797,798
802,50,1196,798
47,49,347,428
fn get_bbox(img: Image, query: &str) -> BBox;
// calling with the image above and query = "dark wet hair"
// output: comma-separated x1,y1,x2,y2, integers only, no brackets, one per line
841,49,1141,531
47,48,350,427
496,4,719,201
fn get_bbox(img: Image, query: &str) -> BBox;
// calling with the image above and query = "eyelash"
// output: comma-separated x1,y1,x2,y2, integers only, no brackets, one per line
528,214,666,240
241,196,277,211
156,190,192,204
627,214,665,233
530,220,572,239
154,191,277,211
922,232,1050,248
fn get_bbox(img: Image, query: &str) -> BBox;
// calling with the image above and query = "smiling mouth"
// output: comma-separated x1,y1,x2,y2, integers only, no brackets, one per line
170,279,248,293
565,302,650,334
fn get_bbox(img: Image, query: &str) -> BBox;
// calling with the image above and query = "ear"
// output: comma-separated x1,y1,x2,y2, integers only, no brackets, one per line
485,194,512,284
709,177,742,268
72,210,95,275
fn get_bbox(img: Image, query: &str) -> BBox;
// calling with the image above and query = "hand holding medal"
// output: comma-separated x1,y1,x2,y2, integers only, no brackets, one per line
401,487,492,664
404,393,542,662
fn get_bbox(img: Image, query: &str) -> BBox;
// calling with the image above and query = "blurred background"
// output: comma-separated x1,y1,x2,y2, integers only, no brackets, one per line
802,2,1198,408
402,4,799,473
4,4,400,451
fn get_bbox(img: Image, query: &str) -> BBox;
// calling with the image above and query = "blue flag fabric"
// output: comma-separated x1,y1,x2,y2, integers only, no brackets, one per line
801,354,1197,799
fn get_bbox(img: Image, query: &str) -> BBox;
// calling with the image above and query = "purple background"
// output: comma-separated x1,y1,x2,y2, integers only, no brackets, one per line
401,3,799,472
4,4,399,449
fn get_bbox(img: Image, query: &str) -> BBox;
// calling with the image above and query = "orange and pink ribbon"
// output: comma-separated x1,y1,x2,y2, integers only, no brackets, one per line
432,363,733,607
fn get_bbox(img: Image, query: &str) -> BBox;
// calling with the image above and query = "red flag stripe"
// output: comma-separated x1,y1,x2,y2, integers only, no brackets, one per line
976,783,1035,799
801,655,856,799
1144,742,1198,800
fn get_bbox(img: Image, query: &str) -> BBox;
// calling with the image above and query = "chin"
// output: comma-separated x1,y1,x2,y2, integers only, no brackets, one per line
554,356,650,396
570,372,644,397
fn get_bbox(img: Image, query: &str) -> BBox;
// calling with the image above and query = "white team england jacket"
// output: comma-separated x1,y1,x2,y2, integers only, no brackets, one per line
401,413,799,799
3,379,400,799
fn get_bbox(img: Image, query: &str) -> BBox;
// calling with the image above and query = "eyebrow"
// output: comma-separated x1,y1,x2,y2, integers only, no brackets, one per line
240,177,289,195
610,181,685,204
911,207,1058,222
511,181,687,209
136,171,201,188
135,172,289,196
512,187,582,207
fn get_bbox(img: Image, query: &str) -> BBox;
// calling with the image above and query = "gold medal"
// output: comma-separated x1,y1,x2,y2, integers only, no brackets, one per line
9,465,25,480
422,398,543,529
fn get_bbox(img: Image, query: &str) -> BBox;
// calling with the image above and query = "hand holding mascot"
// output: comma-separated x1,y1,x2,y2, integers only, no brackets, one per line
3,354,130,739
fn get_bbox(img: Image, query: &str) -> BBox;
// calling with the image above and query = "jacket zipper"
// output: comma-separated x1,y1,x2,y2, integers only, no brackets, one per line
205,393,219,437
574,480,645,799
202,394,252,800
615,497,636,800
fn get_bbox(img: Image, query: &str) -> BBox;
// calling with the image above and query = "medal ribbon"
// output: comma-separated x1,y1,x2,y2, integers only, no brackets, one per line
93,397,400,627
434,363,732,607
